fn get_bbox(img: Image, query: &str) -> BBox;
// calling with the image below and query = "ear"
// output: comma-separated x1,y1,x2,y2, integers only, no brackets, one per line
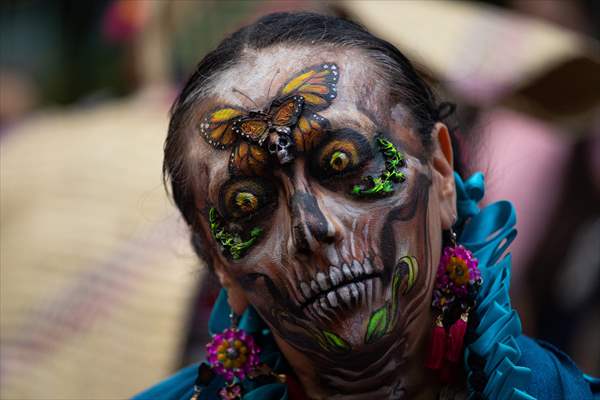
430,122,456,230
213,259,250,315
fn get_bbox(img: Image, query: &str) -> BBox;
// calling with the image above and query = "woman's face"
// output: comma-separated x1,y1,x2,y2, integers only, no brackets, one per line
187,46,456,364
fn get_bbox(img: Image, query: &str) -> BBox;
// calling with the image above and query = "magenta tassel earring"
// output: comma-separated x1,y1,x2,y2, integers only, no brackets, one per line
425,315,447,370
446,312,468,363
426,230,482,382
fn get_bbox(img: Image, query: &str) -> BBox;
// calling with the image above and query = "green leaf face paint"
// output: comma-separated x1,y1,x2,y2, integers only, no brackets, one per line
352,137,406,197
322,330,351,353
208,207,263,260
365,305,389,344
356,256,420,346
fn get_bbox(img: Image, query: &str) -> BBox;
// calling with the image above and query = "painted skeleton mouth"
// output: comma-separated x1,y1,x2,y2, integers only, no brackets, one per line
298,258,382,318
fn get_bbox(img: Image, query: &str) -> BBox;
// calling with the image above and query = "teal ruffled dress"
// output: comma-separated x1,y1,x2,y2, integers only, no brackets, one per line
133,173,599,400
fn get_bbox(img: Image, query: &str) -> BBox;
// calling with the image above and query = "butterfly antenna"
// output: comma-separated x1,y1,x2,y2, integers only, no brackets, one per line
232,88,259,109
267,68,280,99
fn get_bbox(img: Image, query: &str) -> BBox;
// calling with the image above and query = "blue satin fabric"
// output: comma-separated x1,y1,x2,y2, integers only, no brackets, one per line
457,172,598,400
133,289,289,400
132,173,598,400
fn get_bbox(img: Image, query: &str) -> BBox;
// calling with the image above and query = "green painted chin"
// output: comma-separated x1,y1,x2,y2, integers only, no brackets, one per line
311,256,419,353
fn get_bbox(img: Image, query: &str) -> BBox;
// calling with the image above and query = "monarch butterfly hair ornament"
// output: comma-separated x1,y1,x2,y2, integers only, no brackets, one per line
199,63,339,176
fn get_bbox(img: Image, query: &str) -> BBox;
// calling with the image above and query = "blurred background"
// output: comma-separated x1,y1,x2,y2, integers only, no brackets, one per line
1,0,598,398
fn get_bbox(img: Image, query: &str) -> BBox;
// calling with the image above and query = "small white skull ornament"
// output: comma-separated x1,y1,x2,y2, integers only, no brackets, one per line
268,128,294,164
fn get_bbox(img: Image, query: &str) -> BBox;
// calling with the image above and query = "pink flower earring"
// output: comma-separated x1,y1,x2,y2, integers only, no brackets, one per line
206,313,261,399
190,305,288,400
426,229,482,383
190,312,261,400
206,313,261,382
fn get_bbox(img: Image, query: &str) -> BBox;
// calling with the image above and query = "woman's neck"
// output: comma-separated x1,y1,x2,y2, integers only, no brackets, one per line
272,311,444,400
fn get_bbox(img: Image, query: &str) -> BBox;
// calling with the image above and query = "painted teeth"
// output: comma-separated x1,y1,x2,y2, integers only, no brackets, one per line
342,263,353,280
324,246,340,267
313,303,330,321
320,297,329,310
357,281,366,303
327,291,339,307
329,266,342,286
310,280,319,293
350,260,363,277
337,286,352,306
298,258,378,314
316,272,329,291
349,283,359,304
300,282,312,299
363,258,373,274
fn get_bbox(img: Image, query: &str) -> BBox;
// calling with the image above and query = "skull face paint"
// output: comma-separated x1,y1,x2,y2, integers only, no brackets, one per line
189,48,450,398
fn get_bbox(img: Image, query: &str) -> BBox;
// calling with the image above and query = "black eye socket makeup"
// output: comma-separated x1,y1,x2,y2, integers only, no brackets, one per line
309,128,373,181
218,177,276,221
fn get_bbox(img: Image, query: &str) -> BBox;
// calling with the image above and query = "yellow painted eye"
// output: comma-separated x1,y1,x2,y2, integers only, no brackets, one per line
235,192,258,213
220,179,274,220
318,139,360,175
310,129,373,183
329,151,350,172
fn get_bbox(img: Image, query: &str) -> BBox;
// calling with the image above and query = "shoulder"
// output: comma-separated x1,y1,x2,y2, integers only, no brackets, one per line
516,336,599,400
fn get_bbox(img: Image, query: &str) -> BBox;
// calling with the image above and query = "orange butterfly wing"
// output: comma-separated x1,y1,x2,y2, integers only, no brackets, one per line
279,63,338,111
229,141,269,176
200,107,244,149
270,95,304,126
292,112,330,152
278,63,338,151
233,113,270,144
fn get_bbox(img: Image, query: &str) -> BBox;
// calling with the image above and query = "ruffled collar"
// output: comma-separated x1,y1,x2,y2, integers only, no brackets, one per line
457,172,534,400
197,172,532,400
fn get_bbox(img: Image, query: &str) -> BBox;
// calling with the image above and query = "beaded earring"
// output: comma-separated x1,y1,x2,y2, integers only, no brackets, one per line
426,230,482,383
191,312,286,400
191,312,261,400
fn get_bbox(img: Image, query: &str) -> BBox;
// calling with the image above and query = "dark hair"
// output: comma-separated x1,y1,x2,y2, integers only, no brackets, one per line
165,11,460,227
